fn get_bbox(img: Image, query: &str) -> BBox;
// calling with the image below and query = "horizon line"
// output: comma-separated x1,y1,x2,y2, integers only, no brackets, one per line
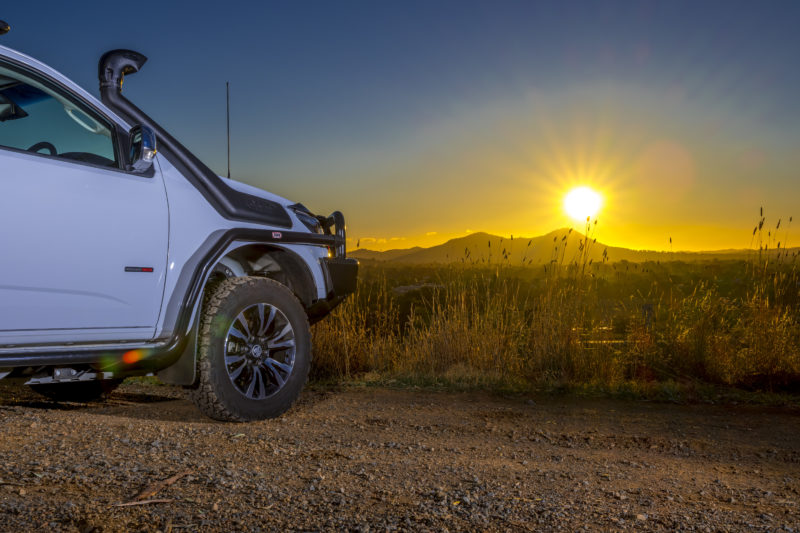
348,227,796,256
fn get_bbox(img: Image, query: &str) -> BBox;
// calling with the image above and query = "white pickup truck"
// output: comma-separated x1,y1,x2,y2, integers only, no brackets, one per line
0,38,357,421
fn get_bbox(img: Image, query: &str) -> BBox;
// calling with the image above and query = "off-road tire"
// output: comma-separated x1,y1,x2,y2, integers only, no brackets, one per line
30,379,122,402
190,276,311,421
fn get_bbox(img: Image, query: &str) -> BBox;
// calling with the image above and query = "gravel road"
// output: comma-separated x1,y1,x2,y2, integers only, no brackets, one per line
0,381,798,532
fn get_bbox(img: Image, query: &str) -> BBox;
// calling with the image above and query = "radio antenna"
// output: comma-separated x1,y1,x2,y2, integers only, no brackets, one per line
226,81,231,179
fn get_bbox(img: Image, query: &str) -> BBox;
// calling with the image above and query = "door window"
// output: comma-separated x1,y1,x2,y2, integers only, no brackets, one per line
0,64,118,167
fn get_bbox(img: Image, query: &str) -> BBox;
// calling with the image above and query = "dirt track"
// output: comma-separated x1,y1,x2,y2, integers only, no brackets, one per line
0,382,798,532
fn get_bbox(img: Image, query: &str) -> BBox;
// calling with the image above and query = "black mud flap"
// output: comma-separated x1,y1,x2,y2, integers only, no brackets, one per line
156,321,198,386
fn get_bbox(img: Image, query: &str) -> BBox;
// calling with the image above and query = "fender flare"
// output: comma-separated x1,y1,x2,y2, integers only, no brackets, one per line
156,233,325,386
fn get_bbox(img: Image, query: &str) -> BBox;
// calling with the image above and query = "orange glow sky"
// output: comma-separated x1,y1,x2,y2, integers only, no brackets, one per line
293,80,799,252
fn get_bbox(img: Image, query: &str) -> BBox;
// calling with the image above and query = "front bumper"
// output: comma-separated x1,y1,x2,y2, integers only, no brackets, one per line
304,209,358,323
316,209,357,298
323,257,358,298
306,257,358,324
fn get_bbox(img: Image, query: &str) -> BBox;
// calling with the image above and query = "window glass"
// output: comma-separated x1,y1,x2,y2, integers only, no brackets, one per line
0,65,117,167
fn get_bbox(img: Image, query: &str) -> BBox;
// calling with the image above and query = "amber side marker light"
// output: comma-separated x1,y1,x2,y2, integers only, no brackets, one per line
0,21,10,36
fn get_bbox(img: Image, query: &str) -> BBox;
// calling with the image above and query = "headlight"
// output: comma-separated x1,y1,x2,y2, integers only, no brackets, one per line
294,210,324,234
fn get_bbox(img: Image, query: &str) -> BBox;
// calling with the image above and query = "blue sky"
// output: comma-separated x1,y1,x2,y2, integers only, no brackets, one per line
3,1,799,250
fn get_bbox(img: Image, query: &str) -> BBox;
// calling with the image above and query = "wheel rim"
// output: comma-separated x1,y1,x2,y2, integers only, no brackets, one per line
223,303,296,400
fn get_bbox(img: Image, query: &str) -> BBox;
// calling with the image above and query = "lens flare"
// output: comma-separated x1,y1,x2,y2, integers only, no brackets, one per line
122,349,145,364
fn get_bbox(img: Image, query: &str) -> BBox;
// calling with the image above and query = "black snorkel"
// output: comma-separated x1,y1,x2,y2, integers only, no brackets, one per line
98,49,291,228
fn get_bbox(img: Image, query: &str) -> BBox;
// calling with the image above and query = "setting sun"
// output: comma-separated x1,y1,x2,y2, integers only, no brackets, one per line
564,186,602,222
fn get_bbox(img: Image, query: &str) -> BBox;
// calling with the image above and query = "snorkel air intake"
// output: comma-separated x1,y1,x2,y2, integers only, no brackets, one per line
98,49,147,91
98,49,291,228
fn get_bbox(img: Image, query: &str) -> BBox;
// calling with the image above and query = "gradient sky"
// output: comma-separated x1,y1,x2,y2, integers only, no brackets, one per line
3,1,799,251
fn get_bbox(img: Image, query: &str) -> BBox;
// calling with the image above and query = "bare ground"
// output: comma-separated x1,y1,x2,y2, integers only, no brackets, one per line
0,381,798,532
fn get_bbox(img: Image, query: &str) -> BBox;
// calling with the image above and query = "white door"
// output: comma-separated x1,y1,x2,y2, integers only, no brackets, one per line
0,62,168,345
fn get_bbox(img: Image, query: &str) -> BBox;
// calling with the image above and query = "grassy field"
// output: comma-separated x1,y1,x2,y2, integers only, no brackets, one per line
312,222,800,400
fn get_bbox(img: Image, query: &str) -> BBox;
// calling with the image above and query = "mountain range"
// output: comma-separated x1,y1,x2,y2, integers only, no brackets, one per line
349,229,778,265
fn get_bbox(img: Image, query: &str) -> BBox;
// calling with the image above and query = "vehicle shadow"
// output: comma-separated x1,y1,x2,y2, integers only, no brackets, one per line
0,381,336,424
0,381,209,422
94,395,211,423
108,386,336,423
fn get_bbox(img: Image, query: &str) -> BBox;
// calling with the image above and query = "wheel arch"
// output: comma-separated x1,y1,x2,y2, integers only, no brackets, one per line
207,243,317,308
157,243,317,387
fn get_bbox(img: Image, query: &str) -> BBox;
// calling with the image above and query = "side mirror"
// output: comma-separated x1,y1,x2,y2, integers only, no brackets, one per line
128,124,156,172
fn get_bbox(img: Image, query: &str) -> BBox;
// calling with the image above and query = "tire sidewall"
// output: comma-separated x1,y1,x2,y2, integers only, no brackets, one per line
204,279,310,420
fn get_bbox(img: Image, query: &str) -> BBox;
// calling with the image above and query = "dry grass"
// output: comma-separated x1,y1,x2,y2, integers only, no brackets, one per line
312,215,800,395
